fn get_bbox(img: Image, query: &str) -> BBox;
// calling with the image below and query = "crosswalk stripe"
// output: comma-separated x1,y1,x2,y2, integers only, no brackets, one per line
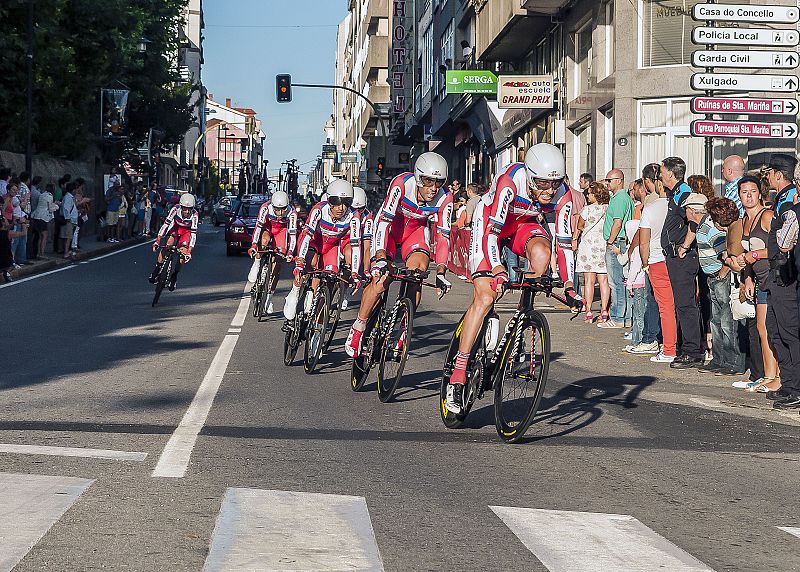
778,526,800,539
490,507,715,572
0,443,146,461
203,488,385,571
0,473,93,572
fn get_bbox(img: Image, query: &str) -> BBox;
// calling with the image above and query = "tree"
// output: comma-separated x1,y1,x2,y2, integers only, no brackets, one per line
0,0,193,161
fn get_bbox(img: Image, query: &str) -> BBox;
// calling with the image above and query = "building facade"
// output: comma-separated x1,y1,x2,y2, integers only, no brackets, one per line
205,96,265,194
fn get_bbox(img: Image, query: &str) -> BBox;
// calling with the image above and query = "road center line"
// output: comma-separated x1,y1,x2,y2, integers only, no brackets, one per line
152,281,251,478
0,443,146,461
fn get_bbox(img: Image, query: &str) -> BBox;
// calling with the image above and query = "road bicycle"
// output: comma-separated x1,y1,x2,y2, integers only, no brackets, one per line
351,268,443,403
250,248,287,321
151,245,185,307
439,273,570,443
283,268,352,374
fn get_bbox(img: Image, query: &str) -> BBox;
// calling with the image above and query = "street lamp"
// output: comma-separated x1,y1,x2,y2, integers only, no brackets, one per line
137,36,152,53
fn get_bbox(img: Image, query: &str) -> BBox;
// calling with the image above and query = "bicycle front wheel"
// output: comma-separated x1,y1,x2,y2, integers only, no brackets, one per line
303,285,330,374
350,303,382,392
283,283,307,366
252,257,266,318
325,281,345,350
257,255,273,320
493,310,550,443
377,297,414,403
152,256,171,307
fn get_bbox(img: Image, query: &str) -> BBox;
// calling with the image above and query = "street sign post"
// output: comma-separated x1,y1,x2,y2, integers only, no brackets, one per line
321,144,337,160
445,70,498,95
691,97,799,116
692,27,800,47
496,75,554,109
340,152,359,163
691,120,798,139
692,4,800,24
691,73,799,92
692,50,799,69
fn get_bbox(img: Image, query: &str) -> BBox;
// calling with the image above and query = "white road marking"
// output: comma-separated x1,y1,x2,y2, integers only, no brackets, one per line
0,444,146,461
152,334,239,478
779,526,800,539
0,264,76,289
0,473,93,572
203,488,385,572
227,328,241,334
490,507,715,572
83,240,150,262
229,283,252,328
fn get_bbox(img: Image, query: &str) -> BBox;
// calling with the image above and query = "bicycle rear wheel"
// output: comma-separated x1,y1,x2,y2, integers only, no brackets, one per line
325,280,345,350
151,256,172,307
303,285,330,374
283,283,307,366
257,255,273,320
493,310,550,443
377,297,414,403
439,313,482,428
350,303,382,392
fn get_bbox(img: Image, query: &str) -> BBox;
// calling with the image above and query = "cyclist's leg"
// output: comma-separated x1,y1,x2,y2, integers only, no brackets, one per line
403,250,431,308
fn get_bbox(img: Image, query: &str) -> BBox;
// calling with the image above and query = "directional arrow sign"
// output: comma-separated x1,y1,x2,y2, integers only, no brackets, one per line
692,27,800,47
691,97,800,116
691,120,798,139
691,73,799,92
693,4,800,24
692,50,800,70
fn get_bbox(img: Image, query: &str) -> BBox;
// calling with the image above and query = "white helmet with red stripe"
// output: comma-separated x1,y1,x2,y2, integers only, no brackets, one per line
414,152,448,183
524,143,566,183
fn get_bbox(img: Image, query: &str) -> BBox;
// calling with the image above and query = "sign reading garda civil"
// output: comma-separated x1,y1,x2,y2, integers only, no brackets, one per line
497,75,554,109
692,27,800,47
691,120,797,139
691,97,799,116
691,73,799,92
692,50,799,70
692,4,799,24
445,70,498,95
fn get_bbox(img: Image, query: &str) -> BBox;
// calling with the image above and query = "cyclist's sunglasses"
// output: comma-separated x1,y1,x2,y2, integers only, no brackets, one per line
420,176,446,188
531,177,563,189
328,196,353,207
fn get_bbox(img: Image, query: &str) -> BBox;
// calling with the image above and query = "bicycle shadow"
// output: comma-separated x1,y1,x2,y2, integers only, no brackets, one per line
391,370,442,402
457,374,656,441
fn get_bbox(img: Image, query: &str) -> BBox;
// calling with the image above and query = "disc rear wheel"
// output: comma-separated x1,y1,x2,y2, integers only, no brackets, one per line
350,305,382,392
377,298,414,403
325,281,345,350
440,313,481,428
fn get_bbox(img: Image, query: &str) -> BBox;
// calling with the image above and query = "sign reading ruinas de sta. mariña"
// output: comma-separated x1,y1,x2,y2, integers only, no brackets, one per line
497,75,554,109
391,1,411,116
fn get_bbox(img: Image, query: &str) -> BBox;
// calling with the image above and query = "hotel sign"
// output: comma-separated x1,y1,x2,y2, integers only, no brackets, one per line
391,0,412,116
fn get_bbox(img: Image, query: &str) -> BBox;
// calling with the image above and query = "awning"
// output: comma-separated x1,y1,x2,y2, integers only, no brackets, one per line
461,98,506,154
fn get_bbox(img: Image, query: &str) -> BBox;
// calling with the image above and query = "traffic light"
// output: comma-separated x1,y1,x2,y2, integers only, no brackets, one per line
376,156,385,178
276,74,292,103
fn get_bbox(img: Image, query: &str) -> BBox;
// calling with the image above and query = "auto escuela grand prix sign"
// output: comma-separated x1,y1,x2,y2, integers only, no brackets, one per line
497,75,554,109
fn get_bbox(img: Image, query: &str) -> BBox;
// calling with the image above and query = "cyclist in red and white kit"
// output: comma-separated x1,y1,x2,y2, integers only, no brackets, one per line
342,186,373,312
445,143,582,413
148,193,198,291
345,152,453,358
246,191,298,315
284,179,363,320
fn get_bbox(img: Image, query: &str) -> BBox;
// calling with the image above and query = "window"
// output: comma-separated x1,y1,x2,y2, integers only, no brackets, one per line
639,0,699,68
637,98,704,176
422,25,434,96
440,20,454,97
572,121,593,184
603,1,615,79
573,22,592,99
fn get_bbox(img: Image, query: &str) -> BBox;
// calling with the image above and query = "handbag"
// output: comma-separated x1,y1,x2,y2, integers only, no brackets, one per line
729,274,755,320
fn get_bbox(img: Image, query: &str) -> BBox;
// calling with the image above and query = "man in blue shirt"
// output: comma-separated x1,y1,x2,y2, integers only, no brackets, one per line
722,155,745,217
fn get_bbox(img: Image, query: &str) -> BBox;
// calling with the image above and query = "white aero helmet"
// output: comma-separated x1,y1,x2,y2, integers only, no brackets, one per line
352,186,367,209
414,152,448,183
179,193,196,208
524,143,566,183
271,190,289,209
326,179,354,201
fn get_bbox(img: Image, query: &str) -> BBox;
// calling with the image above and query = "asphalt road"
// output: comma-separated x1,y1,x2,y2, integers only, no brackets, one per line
2,223,799,571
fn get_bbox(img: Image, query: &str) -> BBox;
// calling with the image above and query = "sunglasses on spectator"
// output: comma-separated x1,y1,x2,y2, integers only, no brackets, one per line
603,177,623,183
327,196,353,207
420,176,446,188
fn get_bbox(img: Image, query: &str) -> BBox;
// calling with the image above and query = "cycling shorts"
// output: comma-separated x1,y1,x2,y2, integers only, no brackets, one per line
468,208,550,276
257,226,289,252
165,225,193,249
375,218,430,262
307,234,349,273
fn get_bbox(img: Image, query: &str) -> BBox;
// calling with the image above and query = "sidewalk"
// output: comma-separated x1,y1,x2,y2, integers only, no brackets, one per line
440,278,800,427
9,234,150,281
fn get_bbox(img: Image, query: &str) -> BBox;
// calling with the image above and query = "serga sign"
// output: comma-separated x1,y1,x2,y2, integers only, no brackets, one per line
497,75,554,109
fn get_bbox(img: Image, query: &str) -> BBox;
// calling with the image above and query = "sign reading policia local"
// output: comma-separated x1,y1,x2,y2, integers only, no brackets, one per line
445,70,498,95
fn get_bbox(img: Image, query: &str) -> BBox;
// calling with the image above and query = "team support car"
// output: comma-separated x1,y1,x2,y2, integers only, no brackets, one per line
224,197,269,256
211,195,239,227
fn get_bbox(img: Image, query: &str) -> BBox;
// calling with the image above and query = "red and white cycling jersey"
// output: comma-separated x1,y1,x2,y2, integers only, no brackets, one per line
360,209,374,241
251,201,298,254
158,205,198,249
372,173,453,265
296,201,362,274
469,163,555,276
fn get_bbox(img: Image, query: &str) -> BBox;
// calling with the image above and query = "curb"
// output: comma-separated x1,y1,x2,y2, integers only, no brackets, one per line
9,236,150,280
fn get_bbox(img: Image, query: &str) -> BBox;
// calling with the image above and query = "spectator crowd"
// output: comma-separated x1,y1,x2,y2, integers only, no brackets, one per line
447,151,800,414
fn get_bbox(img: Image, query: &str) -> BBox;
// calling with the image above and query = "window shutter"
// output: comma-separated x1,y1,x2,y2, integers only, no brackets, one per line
643,0,700,67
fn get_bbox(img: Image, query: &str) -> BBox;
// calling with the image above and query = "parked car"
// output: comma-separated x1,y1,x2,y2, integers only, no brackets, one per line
211,195,239,227
224,198,268,256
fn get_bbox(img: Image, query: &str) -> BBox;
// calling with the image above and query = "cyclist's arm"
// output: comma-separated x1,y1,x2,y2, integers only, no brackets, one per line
157,206,177,241
349,214,362,276
433,193,453,273
251,203,269,247
483,176,514,273
296,205,321,265
188,211,199,250
287,211,298,254
372,177,404,260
